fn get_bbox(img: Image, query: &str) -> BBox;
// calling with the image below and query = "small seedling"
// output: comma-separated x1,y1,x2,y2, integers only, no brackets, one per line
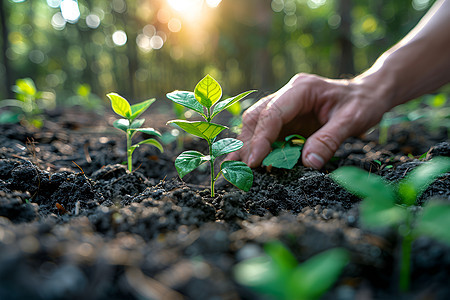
107,92,163,173
233,241,349,300
331,157,450,292
262,134,306,169
166,74,255,197
0,78,54,128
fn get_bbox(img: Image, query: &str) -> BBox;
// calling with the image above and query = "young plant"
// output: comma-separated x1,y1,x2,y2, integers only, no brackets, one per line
107,92,163,173
166,74,255,197
262,134,306,169
331,157,450,292
0,78,55,128
233,241,349,300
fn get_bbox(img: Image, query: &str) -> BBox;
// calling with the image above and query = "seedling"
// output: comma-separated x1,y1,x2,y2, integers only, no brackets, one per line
166,74,255,197
233,241,349,300
262,134,306,169
107,92,163,173
0,78,54,128
331,157,450,292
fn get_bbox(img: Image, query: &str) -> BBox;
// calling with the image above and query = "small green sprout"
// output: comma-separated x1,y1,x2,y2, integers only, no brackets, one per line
262,134,306,169
233,241,349,300
0,78,55,128
331,157,450,292
107,92,163,173
166,74,255,197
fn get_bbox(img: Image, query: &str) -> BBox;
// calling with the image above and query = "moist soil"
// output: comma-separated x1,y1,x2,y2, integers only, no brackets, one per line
0,107,449,300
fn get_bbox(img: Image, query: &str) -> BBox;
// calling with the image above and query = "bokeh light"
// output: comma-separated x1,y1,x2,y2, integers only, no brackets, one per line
112,30,127,46
60,0,80,23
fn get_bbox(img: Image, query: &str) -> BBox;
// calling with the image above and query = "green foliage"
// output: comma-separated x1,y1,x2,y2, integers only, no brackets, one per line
262,134,306,169
331,157,450,291
0,78,54,128
167,75,255,197
233,241,349,300
107,92,163,172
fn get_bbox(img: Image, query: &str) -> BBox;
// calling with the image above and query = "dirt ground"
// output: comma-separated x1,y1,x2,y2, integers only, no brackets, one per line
0,107,449,300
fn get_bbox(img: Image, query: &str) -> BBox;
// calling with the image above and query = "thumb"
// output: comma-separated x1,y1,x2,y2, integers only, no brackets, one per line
301,119,353,169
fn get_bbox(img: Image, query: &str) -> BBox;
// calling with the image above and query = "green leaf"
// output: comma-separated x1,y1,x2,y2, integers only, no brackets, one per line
113,119,129,132
233,255,287,298
129,98,156,121
398,157,450,206
135,138,164,153
331,167,396,201
262,144,302,169
220,161,253,192
167,91,205,117
167,120,227,141
130,118,145,129
175,151,209,178
264,241,298,274
135,128,162,137
416,201,450,244
194,74,222,108
212,138,243,158
331,167,405,228
13,78,37,96
290,248,349,300
107,93,131,119
211,90,255,119
285,134,306,142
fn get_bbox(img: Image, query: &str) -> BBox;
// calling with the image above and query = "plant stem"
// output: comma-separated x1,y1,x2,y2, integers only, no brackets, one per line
208,140,215,197
127,129,132,172
399,219,413,292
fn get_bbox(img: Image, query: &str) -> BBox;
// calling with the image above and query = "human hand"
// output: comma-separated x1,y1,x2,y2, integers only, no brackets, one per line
226,73,391,169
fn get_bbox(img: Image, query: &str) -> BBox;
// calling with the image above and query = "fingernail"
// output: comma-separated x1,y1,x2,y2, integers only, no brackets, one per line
305,153,324,169
248,154,254,167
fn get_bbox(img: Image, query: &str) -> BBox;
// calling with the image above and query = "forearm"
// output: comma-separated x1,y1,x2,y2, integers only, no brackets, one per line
353,0,450,110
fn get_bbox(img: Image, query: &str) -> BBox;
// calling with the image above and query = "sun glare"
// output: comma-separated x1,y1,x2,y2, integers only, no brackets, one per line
167,0,203,13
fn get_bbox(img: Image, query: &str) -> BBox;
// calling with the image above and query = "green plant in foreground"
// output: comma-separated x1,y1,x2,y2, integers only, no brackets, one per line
166,74,255,197
262,134,306,169
107,92,163,172
0,78,54,128
233,241,349,300
331,157,450,292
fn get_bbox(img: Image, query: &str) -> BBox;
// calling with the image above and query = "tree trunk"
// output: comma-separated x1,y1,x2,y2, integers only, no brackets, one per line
337,0,354,77
0,0,13,98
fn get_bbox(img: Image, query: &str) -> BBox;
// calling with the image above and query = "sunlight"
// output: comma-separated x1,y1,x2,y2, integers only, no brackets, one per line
167,0,203,14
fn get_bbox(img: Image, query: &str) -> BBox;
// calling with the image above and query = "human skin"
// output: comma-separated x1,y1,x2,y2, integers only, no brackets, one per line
227,0,450,169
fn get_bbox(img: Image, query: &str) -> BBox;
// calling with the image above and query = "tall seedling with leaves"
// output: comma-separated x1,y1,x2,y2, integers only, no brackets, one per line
167,75,255,197
107,93,163,172
331,157,450,292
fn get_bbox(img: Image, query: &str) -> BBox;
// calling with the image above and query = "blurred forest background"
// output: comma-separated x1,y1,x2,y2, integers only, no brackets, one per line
0,0,442,106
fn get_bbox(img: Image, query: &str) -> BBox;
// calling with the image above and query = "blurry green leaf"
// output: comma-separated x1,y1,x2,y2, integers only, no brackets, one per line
416,201,450,244
226,101,241,116
220,161,253,191
167,120,227,141
264,241,298,274
262,144,302,169
429,93,447,108
135,138,164,153
212,138,243,158
167,91,205,117
135,127,161,137
331,167,405,228
398,157,450,205
107,93,131,118
77,84,91,97
130,98,156,121
130,118,145,129
290,248,349,300
173,103,186,119
194,74,222,108
175,150,209,178
211,90,255,119
13,78,36,96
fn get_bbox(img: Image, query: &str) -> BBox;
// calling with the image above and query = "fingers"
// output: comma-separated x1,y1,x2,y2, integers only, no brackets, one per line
301,114,355,169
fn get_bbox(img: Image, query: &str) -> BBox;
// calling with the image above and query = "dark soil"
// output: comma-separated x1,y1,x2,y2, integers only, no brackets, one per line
0,107,449,300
